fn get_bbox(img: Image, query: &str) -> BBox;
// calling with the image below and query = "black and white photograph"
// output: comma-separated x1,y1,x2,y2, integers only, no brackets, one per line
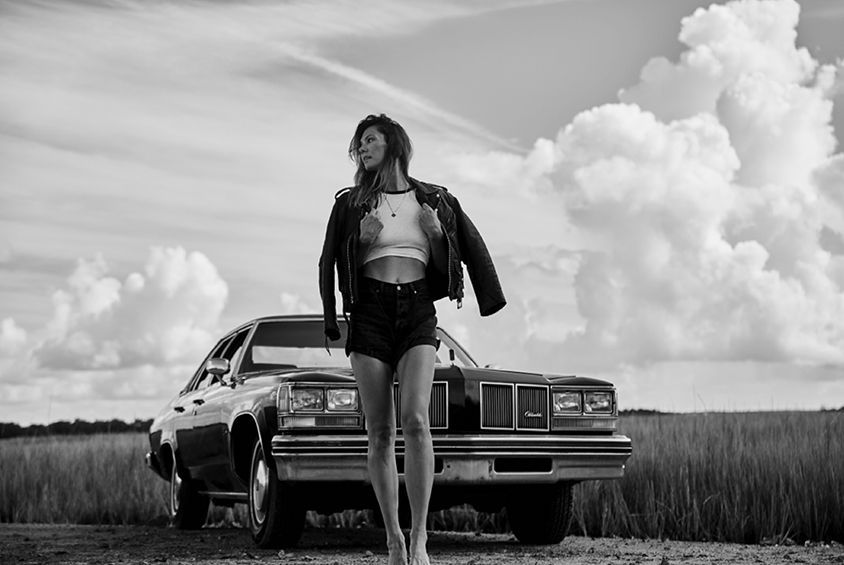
1,0,843,563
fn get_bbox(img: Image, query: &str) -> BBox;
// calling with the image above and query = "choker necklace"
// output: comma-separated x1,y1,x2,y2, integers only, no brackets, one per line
384,186,412,194
382,190,408,217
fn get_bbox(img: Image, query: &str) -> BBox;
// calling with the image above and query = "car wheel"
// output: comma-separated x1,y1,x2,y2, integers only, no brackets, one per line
247,439,305,548
169,451,209,529
505,482,573,544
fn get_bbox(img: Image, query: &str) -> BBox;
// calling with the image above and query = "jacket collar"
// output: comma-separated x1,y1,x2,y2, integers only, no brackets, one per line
409,177,443,209
409,177,438,195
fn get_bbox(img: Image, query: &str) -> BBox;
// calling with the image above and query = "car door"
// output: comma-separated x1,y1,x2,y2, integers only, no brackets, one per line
187,327,252,490
175,335,234,480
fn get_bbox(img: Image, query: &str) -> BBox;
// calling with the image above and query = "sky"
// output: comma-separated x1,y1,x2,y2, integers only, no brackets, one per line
2,0,844,425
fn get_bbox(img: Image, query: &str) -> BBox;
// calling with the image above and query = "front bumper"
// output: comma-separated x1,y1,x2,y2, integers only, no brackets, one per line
271,434,632,484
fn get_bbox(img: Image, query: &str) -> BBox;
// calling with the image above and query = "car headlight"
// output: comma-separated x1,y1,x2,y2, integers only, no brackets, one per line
584,391,613,414
327,388,358,411
291,388,324,411
553,391,582,414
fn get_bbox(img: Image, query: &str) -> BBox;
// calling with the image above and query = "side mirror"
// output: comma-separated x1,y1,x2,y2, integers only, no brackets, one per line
449,349,456,364
206,358,230,383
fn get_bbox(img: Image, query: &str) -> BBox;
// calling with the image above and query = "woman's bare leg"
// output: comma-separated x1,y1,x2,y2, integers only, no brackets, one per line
397,344,436,565
351,352,407,565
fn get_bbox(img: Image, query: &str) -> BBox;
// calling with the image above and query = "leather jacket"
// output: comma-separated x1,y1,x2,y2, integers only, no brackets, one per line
319,178,506,341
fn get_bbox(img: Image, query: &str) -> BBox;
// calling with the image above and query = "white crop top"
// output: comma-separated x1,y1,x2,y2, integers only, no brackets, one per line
363,191,430,265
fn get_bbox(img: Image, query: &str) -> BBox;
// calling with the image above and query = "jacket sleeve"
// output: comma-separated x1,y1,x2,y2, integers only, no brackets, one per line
319,197,343,341
451,194,507,317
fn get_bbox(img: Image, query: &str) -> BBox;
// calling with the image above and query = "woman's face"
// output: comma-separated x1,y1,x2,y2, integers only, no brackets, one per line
359,126,387,171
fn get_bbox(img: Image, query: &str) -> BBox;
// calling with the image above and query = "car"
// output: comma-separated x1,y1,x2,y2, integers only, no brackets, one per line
145,314,632,548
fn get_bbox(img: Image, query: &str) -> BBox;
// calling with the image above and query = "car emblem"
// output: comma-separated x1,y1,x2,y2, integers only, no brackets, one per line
523,411,543,418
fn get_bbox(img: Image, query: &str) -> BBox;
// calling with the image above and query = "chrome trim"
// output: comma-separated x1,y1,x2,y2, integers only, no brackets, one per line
272,434,632,450
480,382,514,430
198,490,249,502
516,384,549,432
271,434,632,483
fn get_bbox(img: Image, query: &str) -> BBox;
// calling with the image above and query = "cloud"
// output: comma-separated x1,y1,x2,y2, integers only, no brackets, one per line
280,292,315,315
0,318,27,357
444,0,844,368
618,0,818,122
32,247,228,370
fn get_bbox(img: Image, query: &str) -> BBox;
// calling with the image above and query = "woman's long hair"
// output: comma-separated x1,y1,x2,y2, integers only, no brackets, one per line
348,114,413,208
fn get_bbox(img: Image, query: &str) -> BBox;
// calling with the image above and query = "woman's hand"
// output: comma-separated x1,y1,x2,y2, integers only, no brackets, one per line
359,209,383,245
419,203,443,240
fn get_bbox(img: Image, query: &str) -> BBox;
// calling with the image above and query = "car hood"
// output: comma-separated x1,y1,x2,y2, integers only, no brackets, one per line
457,366,615,388
250,366,614,388
255,367,356,383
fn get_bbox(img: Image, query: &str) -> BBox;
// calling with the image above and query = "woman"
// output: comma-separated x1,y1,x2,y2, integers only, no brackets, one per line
319,114,505,565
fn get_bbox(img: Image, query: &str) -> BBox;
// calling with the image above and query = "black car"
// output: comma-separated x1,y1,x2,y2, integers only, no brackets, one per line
146,315,632,548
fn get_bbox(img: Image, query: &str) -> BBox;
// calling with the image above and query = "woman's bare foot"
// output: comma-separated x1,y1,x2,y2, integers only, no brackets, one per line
408,531,430,565
387,535,408,565
409,551,430,565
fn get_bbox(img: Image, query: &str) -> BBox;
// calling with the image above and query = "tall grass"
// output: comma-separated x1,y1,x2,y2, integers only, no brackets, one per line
572,412,844,543
1,412,841,543
0,433,167,524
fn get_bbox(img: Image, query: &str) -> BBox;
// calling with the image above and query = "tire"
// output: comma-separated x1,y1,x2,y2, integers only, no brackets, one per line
169,451,210,529
505,482,573,544
247,439,305,548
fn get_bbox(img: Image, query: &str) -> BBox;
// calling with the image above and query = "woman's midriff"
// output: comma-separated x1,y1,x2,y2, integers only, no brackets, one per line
362,256,426,283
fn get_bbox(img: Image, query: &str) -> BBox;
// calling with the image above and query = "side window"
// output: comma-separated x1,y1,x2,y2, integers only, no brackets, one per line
222,330,250,376
436,331,477,368
190,336,234,392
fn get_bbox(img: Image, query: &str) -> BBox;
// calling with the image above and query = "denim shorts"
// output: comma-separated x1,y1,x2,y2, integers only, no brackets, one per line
346,276,438,370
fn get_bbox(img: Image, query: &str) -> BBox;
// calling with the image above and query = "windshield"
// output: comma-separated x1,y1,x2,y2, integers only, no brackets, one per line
237,319,477,374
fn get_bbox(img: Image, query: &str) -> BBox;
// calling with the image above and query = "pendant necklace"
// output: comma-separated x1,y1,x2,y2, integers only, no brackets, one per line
382,190,408,217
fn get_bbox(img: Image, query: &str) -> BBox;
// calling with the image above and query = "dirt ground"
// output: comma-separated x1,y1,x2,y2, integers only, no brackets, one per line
1,524,842,565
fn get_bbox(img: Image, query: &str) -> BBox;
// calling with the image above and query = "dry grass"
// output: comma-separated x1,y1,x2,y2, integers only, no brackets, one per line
1,412,841,543
0,433,166,524
572,411,844,543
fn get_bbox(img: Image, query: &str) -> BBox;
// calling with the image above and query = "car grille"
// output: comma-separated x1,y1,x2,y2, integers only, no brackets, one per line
517,385,549,431
395,381,448,429
480,383,514,429
481,382,549,431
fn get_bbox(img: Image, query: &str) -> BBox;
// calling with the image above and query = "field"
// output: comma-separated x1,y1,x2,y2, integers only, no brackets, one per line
1,412,841,544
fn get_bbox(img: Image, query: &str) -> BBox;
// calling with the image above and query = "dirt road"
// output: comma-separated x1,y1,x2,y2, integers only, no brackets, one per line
1,524,842,565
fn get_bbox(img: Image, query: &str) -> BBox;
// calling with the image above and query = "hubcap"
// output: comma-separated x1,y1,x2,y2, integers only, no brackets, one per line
251,452,269,524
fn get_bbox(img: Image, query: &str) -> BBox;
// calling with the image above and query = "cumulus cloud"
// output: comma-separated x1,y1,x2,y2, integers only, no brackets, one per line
0,318,27,357
32,247,228,370
446,0,844,368
618,0,819,123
